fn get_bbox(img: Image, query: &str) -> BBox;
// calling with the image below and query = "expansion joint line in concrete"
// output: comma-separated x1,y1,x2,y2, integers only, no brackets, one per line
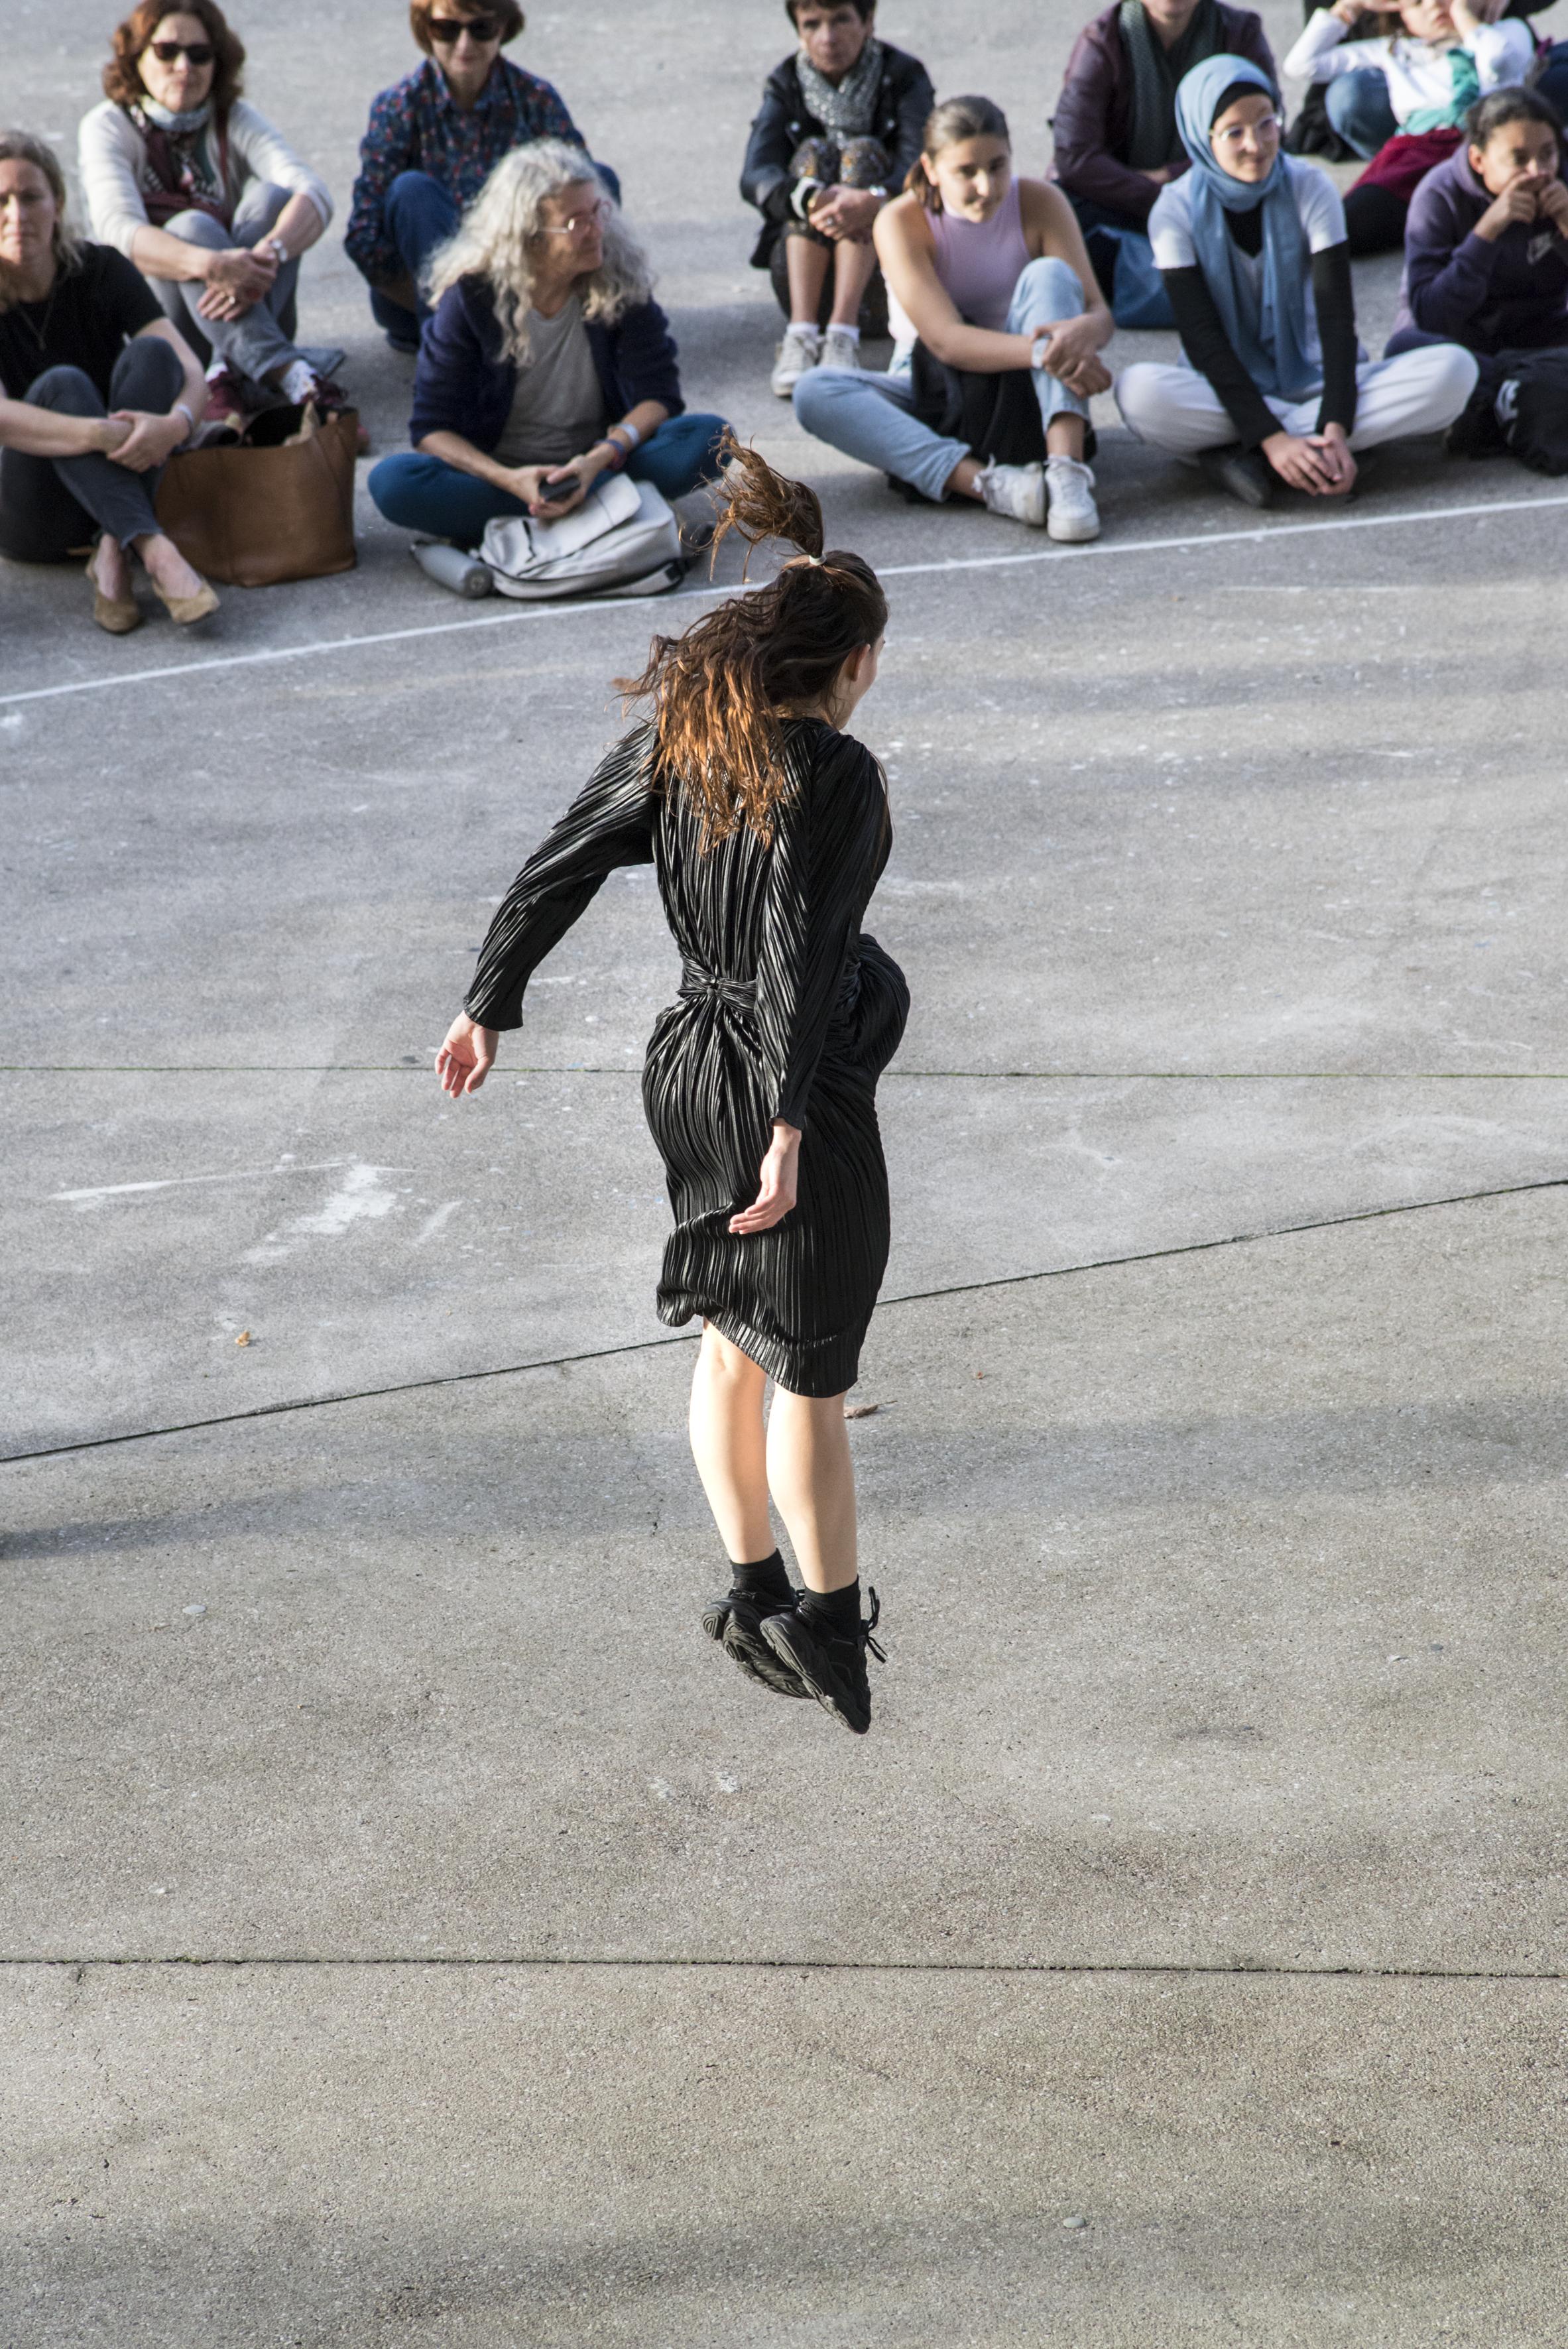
5,1955,1567,1983
9,1066,1568,1081
5,1167,1564,1468
4,485,1567,709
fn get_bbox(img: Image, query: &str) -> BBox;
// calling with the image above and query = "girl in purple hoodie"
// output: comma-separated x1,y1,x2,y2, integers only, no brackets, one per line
1389,86,1568,360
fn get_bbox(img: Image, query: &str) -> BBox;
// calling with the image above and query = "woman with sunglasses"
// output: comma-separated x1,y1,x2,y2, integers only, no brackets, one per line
1114,54,1477,503
346,1,600,354
80,2,339,430
368,141,729,543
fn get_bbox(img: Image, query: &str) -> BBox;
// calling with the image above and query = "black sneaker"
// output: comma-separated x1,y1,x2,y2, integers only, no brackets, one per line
701,1588,813,1698
1199,442,1276,510
760,1587,885,1736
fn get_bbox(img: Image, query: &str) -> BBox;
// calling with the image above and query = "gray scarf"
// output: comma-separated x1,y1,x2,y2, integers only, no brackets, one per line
1120,0,1224,171
795,34,884,141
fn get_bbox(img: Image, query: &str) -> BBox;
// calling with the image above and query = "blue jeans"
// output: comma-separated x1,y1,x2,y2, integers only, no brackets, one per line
369,162,627,347
792,257,1093,503
367,411,731,540
1324,68,1400,159
369,172,460,346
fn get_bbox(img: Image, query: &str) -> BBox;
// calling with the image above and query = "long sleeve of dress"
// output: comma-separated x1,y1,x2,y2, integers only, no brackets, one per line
756,732,888,1131
464,731,656,1030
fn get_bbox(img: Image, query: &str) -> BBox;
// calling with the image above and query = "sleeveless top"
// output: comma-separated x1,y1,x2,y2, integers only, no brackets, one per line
928,179,1032,330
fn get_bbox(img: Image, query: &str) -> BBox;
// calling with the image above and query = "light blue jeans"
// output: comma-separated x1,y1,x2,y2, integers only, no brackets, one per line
793,257,1092,502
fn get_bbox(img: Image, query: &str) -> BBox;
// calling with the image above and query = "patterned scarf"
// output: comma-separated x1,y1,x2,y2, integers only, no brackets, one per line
1121,0,1225,170
127,96,232,228
795,33,885,141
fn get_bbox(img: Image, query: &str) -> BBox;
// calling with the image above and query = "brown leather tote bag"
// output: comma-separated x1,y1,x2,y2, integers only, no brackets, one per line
155,403,358,587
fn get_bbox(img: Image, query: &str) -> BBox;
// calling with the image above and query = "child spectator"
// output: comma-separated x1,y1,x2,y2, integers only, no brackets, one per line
1284,0,1534,252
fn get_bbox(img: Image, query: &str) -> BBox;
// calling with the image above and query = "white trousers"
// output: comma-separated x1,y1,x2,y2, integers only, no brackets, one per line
1115,345,1479,456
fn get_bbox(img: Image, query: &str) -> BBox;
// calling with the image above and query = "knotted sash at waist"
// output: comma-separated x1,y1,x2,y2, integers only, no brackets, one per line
678,960,759,1014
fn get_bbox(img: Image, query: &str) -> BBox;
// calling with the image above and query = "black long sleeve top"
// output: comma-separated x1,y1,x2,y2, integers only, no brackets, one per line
1164,218,1358,446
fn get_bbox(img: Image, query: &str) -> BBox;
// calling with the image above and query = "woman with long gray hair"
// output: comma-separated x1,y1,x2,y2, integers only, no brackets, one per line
369,140,729,543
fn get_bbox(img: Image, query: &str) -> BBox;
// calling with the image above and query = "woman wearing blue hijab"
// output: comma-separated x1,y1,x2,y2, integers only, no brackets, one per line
1115,52,1477,502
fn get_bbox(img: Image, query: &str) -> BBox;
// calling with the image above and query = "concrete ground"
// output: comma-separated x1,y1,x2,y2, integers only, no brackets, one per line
5,0,1568,2341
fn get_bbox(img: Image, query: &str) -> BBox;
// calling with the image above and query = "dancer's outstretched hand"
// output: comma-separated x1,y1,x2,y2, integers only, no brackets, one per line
436,1014,498,1097
730,1121,801,1235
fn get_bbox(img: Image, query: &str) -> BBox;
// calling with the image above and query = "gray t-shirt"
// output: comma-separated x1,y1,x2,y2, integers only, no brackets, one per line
492,295,606,467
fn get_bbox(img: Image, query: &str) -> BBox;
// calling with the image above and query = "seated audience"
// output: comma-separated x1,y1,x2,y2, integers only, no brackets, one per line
1391,86,1568,354
0,129,217,629
1286,0,1568,162
1116,56,1478,503
1284,0,1534,252
79,2,338,430
794,96,1113,541
1050,0,1276,326
741,0,934,392
368,143,729,546
347,1,594,353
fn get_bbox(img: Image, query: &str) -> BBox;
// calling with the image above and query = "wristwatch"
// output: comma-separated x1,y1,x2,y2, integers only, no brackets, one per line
263,236,288,265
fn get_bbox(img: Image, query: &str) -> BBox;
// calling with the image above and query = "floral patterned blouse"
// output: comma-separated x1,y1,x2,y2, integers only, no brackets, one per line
345,55,584,284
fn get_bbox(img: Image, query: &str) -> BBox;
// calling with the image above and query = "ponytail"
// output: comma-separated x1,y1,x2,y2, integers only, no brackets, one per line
617,433,887,849
907,93,1011,212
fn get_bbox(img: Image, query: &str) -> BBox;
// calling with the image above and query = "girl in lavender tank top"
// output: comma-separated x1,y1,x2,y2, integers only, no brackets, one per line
793,94,1116,540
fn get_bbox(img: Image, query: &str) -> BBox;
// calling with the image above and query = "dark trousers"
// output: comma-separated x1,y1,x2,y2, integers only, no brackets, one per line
369,160,626,349
367,411,731,540
0,337,184,562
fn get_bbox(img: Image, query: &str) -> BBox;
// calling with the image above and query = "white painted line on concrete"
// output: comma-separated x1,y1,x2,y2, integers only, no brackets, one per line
5,487,1566,712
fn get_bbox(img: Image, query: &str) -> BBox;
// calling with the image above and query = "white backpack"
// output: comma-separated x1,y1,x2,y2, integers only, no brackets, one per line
479,473,685,601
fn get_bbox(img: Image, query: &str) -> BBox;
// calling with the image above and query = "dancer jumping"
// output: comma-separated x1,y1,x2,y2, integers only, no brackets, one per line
436,440,908,1735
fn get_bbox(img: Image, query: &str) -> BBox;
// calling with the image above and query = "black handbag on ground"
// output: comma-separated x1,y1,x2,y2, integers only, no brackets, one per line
892,341,1097,501
1449,345,1568,473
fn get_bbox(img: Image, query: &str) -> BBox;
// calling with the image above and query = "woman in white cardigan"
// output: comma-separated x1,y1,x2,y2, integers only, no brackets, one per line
79,0,338,426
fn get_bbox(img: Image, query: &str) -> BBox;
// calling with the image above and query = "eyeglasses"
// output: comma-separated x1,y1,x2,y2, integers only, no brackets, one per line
1211,113,1285,150
427,14,502,41
148,39,215,63
539,198,613,235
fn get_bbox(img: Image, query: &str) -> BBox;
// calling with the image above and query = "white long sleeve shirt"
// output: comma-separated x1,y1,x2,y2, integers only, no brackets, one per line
1283,9,1535,131
78,97,333,257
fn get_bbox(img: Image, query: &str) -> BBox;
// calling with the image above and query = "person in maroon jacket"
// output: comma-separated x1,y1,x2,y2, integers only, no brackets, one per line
1050,0,1276,320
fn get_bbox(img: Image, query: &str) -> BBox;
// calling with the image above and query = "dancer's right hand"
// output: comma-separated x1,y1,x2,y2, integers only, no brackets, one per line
436,1014,498,1097
729,1122,801,1235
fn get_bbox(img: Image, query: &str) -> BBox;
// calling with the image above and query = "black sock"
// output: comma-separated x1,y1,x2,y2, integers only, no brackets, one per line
731,1548,792,1605
800,1578,861,1634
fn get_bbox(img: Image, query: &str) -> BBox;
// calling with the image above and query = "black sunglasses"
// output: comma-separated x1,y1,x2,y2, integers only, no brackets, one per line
428,14,502,40
149,39,215,62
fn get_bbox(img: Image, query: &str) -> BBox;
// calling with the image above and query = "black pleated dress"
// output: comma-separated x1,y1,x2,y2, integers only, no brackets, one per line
465,716,910,1398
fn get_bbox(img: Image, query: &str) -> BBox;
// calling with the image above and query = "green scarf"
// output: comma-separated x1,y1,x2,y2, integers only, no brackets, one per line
1120,0,1225,171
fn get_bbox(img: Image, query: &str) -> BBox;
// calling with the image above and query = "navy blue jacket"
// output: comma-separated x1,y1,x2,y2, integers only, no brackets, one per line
409,275,686,450
1388,145,1568,356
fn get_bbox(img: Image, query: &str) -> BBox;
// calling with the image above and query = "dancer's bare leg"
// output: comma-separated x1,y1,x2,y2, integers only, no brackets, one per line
688,1323,773,1561
766,1388,857,1593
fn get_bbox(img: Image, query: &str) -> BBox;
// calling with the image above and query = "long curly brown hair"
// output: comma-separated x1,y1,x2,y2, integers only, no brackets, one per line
619,435,888,849
102,0,246,113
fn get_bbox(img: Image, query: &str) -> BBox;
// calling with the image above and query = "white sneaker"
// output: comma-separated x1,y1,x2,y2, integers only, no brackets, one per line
1044,453,1101,542
772,324,822,397
977,459,1046,527
820,326,863,373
